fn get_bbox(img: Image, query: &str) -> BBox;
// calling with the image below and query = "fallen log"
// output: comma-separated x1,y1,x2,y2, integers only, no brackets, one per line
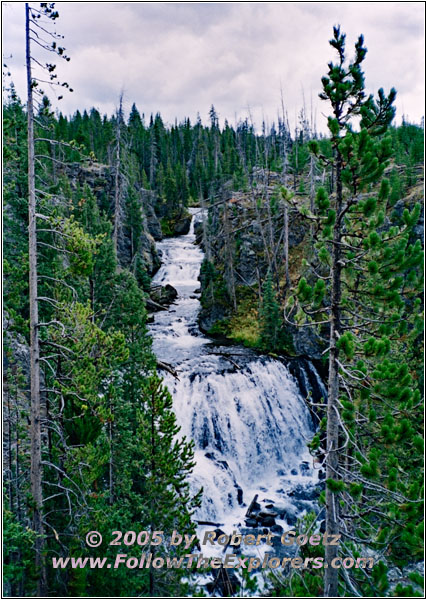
195,520,224,527
210,352,241,370
157,360,180,380
224,357,241,370
245,494,259,517
145,297,167,312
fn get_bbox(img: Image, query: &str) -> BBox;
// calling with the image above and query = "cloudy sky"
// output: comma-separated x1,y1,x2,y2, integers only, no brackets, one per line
3,2,425,131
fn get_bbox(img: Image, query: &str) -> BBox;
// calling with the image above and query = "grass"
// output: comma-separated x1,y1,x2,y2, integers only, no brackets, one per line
228,304,261,348
208,292,261,348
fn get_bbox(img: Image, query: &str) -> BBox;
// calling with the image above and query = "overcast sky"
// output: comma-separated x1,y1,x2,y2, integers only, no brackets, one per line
2,2,425,132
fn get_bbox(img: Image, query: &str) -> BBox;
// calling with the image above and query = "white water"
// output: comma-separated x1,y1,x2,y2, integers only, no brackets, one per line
150,209,319,525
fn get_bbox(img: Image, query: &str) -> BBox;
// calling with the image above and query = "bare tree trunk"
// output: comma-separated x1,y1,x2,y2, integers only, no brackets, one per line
247,111,273,276
253,193,272,274
280,96,290,292
293,126,298,191
149,390,156,597
261,144,279,288
108,402,114,505
202,196,210,261
113,94,123,253
255,263,262,302
89,277,95,322
266,192,279,287
223,199,237,310
283,203,290,288
201,196,216,305
309,155,315,214
26,4,47,595
324,153,342,598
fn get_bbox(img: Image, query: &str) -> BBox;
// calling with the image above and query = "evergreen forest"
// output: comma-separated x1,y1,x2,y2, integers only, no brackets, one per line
3,5,424,598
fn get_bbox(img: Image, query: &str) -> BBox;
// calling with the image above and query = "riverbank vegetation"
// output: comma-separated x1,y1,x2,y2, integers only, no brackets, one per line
3,5,424,597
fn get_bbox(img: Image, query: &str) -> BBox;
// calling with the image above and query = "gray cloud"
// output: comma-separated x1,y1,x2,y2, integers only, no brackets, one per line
2,2,424,131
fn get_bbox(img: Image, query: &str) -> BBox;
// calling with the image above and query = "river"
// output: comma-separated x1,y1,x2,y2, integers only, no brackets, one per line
149,208,323,534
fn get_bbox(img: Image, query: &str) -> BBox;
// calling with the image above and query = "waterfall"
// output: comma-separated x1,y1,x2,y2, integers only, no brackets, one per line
150,209,321,525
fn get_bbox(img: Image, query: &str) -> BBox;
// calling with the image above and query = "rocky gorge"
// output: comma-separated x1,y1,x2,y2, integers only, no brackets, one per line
147,208,329,593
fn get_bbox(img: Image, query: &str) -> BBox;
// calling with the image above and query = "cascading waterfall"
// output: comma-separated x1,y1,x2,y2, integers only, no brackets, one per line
150,209,321,527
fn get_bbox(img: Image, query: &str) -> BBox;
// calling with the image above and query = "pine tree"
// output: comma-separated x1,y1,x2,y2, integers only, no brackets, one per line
4,17,423,595
136,377,201,595
285,27,423,596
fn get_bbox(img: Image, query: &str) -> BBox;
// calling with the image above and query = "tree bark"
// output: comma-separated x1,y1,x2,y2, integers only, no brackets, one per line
26,4,47,595
283,203,290,289
309,154,315,239
280,114,290,291
324,150,342,598
113,95,123,253
108,397,114,505
223,199,237,310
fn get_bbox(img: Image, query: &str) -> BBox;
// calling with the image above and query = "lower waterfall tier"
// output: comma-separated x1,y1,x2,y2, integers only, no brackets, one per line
163,354,318,522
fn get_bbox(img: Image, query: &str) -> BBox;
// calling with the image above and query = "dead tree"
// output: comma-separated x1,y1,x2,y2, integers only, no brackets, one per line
25,3,72,593
26,5,46,592
223,197,237,310
113,93,124,253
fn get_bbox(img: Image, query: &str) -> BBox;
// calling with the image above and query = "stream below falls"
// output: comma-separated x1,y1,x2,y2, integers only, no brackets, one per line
149,208,326,548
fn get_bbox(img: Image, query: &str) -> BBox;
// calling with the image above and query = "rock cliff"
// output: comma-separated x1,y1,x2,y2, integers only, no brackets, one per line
65,162,162,274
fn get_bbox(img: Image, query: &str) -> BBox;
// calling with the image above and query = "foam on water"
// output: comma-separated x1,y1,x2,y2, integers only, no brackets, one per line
149,209,318,523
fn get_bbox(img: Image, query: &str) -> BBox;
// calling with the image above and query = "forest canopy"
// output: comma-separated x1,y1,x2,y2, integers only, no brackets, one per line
3,5,424,598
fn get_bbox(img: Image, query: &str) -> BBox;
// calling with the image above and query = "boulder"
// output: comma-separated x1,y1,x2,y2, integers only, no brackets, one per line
284,512,298,527
258,510,278,519
244,518,258,528
300,461,310,475
259,515,276,527
174,213,192,235
293,500,318,514
149,284,178,307
270,524,284,535
288,483,322,502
